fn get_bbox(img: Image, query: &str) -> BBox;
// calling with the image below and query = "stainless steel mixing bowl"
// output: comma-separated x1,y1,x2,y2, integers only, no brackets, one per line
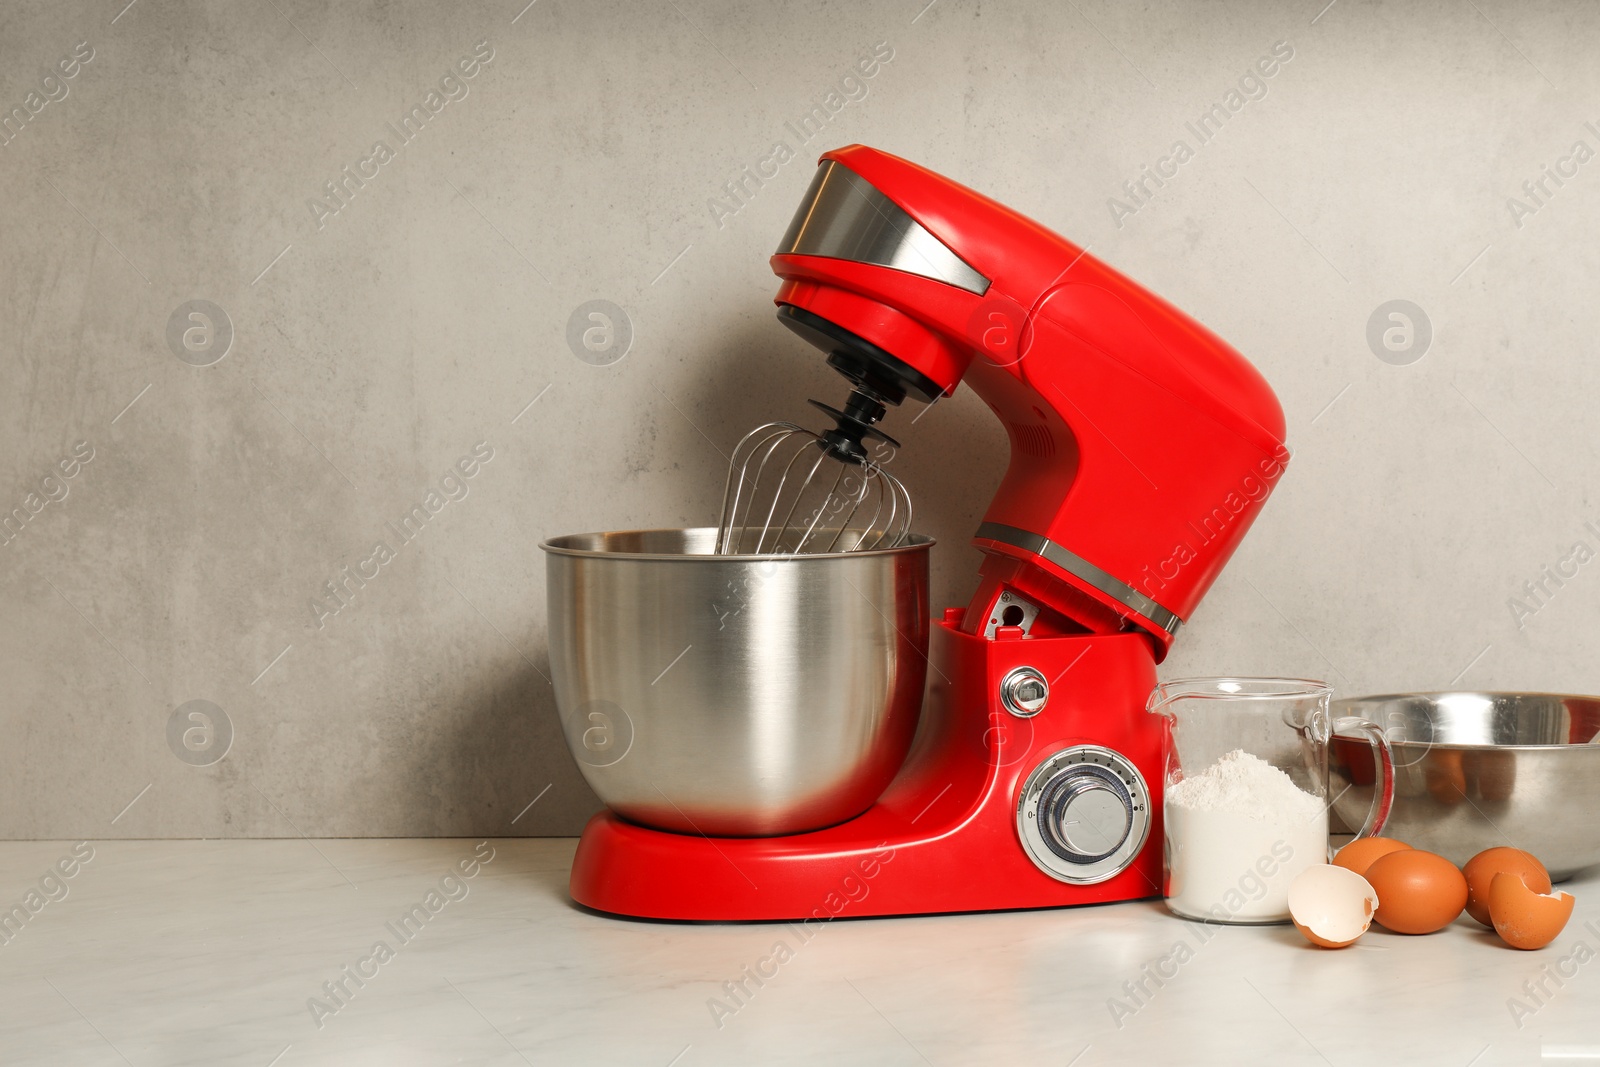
542,528,932,836
1329,692,1600,879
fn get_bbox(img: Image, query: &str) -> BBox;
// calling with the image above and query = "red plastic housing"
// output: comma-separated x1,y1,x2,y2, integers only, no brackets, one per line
772,145,1289,656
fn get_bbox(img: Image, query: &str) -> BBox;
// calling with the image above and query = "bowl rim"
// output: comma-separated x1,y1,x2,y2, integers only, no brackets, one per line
1334,689,1600,702
540,527,936,561
1332,690,1600,748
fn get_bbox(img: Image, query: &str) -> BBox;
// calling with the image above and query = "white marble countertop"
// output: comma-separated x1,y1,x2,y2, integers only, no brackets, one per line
1,838,1596,1065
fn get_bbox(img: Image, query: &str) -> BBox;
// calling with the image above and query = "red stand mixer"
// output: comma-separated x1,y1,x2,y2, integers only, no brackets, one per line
560,145,1288,920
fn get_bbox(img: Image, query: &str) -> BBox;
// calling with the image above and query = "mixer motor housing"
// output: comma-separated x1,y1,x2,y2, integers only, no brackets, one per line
772,145,1288,657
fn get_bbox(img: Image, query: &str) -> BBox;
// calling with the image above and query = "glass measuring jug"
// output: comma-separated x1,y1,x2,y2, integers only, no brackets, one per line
1148,678,1394,923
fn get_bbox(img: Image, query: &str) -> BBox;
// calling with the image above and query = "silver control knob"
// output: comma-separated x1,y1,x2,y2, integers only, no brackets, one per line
1039,766,1132,860
1016,746,1150,884
1000,666,1049,717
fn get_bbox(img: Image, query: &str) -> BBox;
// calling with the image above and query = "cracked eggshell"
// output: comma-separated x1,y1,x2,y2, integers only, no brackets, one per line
1288,864,1379,949
1488,872,1575,950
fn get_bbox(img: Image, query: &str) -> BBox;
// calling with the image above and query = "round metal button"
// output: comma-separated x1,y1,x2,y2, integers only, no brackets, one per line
1000,666,1049,717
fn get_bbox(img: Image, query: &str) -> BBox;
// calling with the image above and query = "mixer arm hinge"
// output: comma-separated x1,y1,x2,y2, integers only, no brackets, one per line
982,590,1040,639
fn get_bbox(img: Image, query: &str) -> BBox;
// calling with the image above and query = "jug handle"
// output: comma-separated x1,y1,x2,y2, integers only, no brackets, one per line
1334,715,1394,840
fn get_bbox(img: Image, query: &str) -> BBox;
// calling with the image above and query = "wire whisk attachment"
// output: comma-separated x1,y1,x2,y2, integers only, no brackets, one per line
716,417,912,555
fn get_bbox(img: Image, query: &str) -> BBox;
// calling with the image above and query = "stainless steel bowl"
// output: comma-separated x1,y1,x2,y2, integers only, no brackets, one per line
1330,692,1600,879
542,528,932,836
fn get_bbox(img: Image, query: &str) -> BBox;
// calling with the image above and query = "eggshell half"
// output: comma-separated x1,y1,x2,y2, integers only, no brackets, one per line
1463,848,1551,928
1488,872,1575,950
1288,864,1379,949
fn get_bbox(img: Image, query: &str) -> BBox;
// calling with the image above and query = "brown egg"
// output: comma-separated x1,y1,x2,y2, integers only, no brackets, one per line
1365,849,1468,934
1462,847,1551,928
1332,837,1413,877
1488,872,1574,950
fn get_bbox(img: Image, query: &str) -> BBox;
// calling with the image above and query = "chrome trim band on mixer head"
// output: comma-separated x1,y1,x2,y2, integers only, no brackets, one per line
777,161,991,295
975,521,1184,636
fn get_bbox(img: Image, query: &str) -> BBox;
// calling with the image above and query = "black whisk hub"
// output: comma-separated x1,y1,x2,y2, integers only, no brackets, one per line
808,388,900,466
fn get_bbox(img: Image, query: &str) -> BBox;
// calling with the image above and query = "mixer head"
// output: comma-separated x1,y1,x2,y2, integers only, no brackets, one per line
766,145,1290,657
715,410,912,555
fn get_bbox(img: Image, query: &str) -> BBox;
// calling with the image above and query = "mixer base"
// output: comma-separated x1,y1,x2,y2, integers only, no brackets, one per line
568,626,1165,921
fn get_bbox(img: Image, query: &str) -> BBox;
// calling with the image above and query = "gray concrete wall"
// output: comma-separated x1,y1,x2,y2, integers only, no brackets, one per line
2,0,1594,837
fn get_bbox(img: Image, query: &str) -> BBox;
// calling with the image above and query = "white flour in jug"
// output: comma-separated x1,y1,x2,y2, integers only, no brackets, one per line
1164,749,1327,922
